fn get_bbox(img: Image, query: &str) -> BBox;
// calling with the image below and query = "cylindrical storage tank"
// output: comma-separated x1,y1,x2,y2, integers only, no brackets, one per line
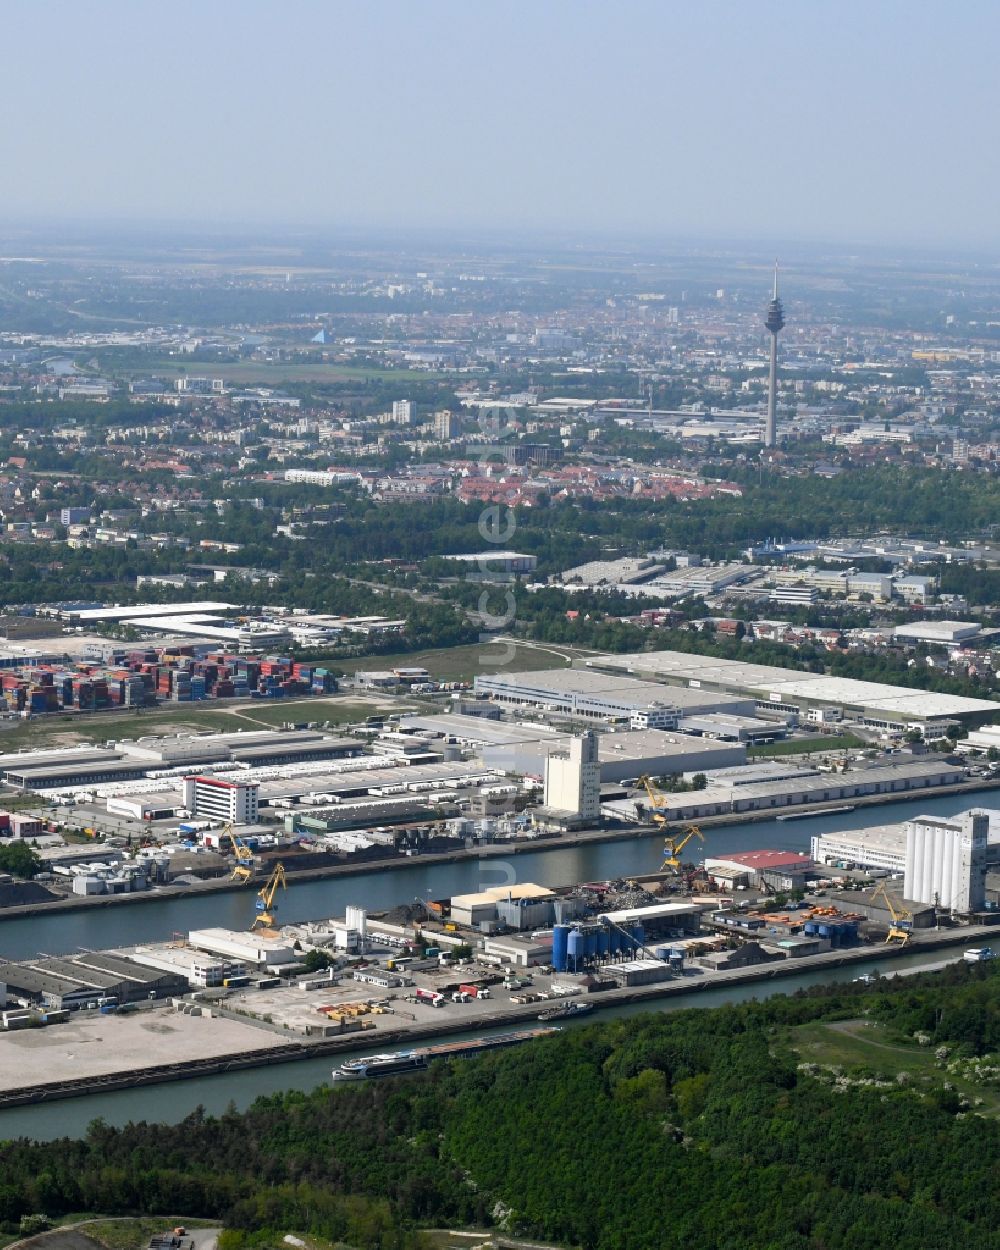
803,922,817,935
632,923,645,953
584,928,599,961
817,924,832,938
654,945,671,962
608,926,620,955
552,925,570,973
567,928,585,970
597,928,610,959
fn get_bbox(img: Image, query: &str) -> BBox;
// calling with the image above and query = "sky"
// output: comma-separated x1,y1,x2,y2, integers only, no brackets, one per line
3,1,999,247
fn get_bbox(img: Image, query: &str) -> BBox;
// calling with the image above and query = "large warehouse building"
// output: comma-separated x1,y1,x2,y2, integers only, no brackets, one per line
584,649,999,733
473,668,756,728
396,713,746,781
4,952,187,1009
611,759,967,824
0,730,364,791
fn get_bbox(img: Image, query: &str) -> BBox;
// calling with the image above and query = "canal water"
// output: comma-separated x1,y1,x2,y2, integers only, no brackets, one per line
0,790,987,1141
0,790,983,965
0,943,963,1142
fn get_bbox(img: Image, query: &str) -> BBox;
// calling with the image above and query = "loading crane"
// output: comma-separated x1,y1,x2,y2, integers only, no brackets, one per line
637,774,668,830
218,822,255,883
251,863,286,933
661,825,705,874
871,881,913,945
227,823,256,883
637,776,707,874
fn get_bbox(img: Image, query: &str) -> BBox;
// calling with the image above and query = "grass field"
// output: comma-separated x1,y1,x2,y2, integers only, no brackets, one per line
0,695,402,752
336,640,594,684
789,1018,1000,1116
749,733,866,758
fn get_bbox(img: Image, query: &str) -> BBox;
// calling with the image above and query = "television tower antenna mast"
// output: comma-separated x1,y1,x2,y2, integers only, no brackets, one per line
763,259,785,448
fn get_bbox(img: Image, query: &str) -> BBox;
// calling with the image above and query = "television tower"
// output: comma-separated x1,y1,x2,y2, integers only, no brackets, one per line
763,261,785,448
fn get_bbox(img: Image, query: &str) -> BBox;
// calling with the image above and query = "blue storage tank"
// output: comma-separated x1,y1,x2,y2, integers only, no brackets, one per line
567,928,585,970
597,928,610,959
584,928,599,961
632,923,645,953
607,926,620,955
803,922,818,935
552,925,570,973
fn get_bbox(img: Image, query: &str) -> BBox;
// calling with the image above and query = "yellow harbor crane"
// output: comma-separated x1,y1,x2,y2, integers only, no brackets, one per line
661,825,705,873
637,776,708,873
871,880,913,945
220,821,255,883
252,862,287,933
637,774,668,829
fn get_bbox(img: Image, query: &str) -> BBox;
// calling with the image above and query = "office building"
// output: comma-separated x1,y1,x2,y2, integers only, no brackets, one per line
811,823,908,874
181,776,259,825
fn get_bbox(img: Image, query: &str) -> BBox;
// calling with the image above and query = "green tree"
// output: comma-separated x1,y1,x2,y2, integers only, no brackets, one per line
0,842,42,878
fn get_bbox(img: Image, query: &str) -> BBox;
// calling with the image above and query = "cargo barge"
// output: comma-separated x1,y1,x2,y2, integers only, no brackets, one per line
538,1001,594,1022
332,1027,560,1082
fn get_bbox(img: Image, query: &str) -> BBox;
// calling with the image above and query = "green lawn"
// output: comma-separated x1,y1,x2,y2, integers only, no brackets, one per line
789,1018,1000,1116
229,699,395,727
0,695,398,750
750,733,866,758
336,640,593,684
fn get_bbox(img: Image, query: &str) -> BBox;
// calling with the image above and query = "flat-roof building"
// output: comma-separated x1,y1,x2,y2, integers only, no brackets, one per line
474,668,756,729
811,823,908,874
586,649,998,730
4,952,186,1009
704,850,813,890
182,776,259,825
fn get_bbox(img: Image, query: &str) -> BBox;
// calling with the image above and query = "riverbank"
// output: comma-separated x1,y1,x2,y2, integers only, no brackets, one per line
2,776,998,924
0,927,991,1110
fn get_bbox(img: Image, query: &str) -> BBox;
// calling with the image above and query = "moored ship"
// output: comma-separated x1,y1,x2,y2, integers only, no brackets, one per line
332,1028,560,1082
538,1001,595,1022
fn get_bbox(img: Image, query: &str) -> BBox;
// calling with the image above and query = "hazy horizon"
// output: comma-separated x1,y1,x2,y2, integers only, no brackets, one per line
4,1,999,250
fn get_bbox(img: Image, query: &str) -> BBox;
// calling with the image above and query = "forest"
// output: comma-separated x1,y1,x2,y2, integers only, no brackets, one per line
0,961,998,1250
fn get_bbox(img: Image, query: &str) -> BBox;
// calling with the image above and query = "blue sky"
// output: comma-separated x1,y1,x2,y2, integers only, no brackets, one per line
3,1,997,245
